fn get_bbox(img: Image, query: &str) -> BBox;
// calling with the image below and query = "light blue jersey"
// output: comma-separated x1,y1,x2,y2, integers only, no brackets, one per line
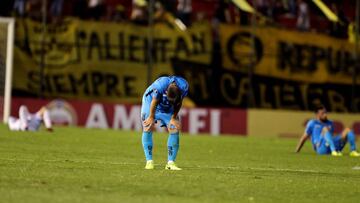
305,119,334,147
143,76,189,113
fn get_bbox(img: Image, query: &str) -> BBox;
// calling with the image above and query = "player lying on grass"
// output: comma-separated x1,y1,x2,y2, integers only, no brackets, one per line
8,105,53,132
141,76,188,170
295,105,359,157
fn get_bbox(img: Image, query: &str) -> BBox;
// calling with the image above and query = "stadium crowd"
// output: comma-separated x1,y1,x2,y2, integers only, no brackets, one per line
0,0,356,40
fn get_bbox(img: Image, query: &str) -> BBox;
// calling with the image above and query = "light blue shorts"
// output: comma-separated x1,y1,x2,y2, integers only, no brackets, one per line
141,95,174,130
315,135,346,154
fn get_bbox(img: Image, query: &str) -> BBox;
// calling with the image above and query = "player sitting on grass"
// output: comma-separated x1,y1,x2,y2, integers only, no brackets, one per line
295,105,359,157
141,76,188,170
8,105,53,132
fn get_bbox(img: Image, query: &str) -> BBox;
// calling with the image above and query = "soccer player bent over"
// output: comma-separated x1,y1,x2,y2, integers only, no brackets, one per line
141,76,188,170
8,105,53,132
295,105,359,157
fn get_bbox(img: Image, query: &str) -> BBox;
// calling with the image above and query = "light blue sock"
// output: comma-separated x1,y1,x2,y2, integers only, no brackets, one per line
142,131,153,161
167,132,179,161
324,131,336,152
348,130,357,151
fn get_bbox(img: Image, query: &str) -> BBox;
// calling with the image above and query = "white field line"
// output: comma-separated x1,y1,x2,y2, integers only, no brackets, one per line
0,158,324,173
248,167,319,173
0,158,140,166
190,165,319,173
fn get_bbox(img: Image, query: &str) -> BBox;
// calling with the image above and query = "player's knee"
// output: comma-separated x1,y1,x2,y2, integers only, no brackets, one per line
321,127,329,134
343,127,352,134
42,106,49,112
168,128,179,134
143,128,152,132
19,105,27,112
38,106,48,115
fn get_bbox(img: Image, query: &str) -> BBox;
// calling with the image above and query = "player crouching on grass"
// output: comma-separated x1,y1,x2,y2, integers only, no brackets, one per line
8,105,53,132
141,76,188,170
295,105,359,157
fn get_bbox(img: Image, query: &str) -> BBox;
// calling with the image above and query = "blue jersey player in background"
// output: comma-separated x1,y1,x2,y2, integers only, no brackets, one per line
295,105,360,157
141,76,189,170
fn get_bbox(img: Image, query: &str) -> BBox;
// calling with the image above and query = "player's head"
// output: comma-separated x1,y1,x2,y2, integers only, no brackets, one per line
166,83,181,105
314,104,328,122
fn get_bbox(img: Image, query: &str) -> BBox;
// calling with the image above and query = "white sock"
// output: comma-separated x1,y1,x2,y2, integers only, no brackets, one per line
19,105,29,130
43,110,52,129
8,117,21,131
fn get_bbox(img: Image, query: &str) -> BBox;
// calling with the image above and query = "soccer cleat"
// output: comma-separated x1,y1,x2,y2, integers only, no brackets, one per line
145,160,154,170
350,151,360,157
165,162,182,170
331,151,343,156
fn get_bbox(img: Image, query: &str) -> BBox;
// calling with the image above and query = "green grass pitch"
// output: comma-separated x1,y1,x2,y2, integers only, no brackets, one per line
0,125,359,203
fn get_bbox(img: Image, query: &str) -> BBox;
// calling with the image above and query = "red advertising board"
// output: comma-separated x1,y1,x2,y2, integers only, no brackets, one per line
11,97,247,136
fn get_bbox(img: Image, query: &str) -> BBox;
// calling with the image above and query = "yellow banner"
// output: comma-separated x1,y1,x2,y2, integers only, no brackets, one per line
13,18,212,103
220,25,358,84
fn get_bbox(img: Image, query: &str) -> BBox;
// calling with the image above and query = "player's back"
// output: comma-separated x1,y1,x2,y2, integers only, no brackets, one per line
144,77,169,97
145,76,188,97
144,76,188,113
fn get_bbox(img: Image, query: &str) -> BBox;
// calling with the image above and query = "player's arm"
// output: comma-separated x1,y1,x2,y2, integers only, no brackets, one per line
170,100,182,130
172,100,182,119
295,133,309,153
143,98,159,130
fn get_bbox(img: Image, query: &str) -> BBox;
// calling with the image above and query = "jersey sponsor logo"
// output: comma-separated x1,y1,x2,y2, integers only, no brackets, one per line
160,94,171,107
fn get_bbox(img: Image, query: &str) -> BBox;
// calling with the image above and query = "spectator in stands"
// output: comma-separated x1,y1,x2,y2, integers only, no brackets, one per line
296,0,310,31
177,0,192,26
255,0,269,17
50,0,64,23
154,1,187,31
111,4,127,23
131,0,148,25
154,1,168,24
287,0,297,17
272,0,287,20
8,105,53,132
50,0,64,18
27,0,43,21
329,3,349,39
195,11,207,23
13,0,27,17
213,0,231,24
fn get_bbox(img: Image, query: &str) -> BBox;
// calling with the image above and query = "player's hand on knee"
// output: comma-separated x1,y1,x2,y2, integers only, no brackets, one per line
143,117,155,132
